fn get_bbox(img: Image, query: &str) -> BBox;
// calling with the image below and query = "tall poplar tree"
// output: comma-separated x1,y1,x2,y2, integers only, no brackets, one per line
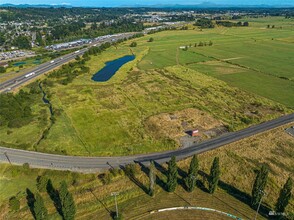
209,157,220,194
185,155,199,192
275,177,292,213
166,156,178,192
251,164,269,208
149,161,155,196
34,193,48,220
59,181,76,220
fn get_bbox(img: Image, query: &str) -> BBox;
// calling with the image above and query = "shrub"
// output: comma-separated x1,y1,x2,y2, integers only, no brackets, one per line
9,196,20,211
23,163,30,170
130,42,137,47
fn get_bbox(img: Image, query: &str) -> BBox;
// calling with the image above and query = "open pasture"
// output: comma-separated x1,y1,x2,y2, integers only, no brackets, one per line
137,18,294,107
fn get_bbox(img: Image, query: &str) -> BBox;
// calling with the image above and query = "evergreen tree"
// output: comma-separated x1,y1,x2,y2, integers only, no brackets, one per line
209,157,220,194
166,156,178,192
148,161,155,196
184,155,199,192
251,164,269,208
275,177,292,213
37,176,49,192
59,181,76,220
34,193,48,220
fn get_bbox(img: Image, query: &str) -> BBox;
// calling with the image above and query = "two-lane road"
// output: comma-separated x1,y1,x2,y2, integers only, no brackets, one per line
0,113,293,173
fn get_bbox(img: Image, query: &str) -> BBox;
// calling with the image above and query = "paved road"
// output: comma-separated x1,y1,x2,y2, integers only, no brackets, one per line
0,113,293,173
0,33,135,93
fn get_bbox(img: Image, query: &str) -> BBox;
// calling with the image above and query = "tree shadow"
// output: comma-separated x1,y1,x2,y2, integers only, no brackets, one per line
136,161,150,177
198,170,271,219
153,161,169,191
177,166,188,191
120,165,149,195
46,179,62,217
197,170,209,193
153,161,168,176
26,188,36,219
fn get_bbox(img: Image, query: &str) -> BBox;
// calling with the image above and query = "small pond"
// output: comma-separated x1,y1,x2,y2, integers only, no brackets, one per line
13,61,26,67
91,55,135,82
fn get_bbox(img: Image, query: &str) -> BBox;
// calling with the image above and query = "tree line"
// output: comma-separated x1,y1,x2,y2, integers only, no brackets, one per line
216,20,249,27
146,156,292,218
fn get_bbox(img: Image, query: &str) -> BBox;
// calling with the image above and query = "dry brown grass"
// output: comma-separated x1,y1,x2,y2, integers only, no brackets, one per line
179,123,294,213
145,108,222,144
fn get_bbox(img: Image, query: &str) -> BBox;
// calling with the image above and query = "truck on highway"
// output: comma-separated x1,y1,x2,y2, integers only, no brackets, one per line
75,50,80,54
24,72,35,78
50,60,55,64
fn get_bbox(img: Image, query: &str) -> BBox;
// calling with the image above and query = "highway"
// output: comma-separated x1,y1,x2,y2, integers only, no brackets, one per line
0,113,293,173
0,32,135,93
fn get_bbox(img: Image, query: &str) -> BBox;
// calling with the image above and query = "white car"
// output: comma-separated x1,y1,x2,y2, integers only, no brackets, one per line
50,60,55,64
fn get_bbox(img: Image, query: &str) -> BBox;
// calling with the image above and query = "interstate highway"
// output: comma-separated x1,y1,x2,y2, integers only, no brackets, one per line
0,32,135,93
0,113,293,173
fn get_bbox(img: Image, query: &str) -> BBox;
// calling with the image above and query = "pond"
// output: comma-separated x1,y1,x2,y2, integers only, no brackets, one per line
91,55,135,82
13,61,26,67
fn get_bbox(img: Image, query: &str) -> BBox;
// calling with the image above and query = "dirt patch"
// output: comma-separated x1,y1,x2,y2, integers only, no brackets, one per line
215,66,245,74
145,108,223,145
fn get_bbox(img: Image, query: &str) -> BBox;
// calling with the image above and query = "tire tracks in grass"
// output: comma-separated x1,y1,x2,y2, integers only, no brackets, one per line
188,50,293,82
176,47,180,65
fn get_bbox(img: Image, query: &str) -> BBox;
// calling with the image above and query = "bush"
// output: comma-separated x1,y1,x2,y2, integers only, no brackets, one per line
98,172,112,185
22,163,30,170
0,66,6,73
148,37,154,42
130,42,137,47
110,168,121,177
9,196,20,211
124,163,139,177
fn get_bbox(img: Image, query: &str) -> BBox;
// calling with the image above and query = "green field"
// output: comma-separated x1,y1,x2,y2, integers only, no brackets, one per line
137,19,294,107
0,16,293,156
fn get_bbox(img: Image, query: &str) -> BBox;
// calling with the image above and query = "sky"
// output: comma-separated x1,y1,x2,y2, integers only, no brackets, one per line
1,0,294,7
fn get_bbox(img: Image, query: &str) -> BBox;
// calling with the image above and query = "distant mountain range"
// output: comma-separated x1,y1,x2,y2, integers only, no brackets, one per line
0,2,293,8
0,3,73,8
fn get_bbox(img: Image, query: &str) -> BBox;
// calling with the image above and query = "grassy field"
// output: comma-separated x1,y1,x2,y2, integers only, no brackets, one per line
1,16,293,156
32,62,287,156
0,124,293,219
137,17,294,107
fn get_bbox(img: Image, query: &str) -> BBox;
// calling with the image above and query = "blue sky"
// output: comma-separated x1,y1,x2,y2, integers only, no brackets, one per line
2,0,294,7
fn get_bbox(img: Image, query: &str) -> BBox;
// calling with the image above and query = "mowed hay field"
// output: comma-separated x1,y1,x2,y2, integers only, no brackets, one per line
1,124,293,219
137,17,294,108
